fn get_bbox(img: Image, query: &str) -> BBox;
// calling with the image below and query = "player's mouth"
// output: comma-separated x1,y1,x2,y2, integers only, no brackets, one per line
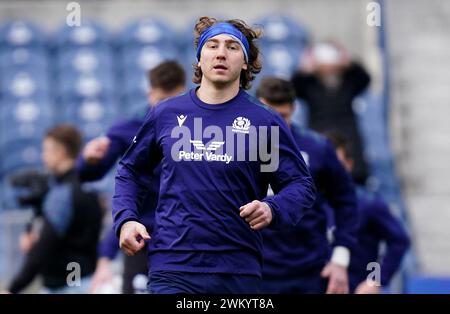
213,64,228,71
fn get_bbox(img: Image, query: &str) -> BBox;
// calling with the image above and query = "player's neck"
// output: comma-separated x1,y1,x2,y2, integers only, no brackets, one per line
197,79,240,105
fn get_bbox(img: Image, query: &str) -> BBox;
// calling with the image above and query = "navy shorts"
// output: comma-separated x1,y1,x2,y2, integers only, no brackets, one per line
261,273,328,294
148,270,261,294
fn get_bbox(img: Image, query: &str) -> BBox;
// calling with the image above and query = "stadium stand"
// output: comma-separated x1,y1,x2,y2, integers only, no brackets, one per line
1,0,445,293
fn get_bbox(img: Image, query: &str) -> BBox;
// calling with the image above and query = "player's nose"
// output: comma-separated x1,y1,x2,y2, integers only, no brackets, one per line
215,44,227,59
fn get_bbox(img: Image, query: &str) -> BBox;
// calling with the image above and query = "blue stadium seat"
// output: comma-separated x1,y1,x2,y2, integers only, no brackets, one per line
176,20,196,52
0,70,50,99
255,15,309,47
117,17,176,48
0,99,53,147
53,20,111,50
179,48,197,89
0,91,53,108
57,72,115,100
117,45,179,105
0,139,42,178
120,69,149,98
0,46,48,73
260,43,304,78
62,98,119,140
0,20,46,49
57,47,114,75
353,91,393,165
120,44,178,73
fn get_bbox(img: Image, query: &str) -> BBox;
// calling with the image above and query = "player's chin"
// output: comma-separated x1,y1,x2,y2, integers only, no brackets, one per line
210,76,232,85
209,72,238,83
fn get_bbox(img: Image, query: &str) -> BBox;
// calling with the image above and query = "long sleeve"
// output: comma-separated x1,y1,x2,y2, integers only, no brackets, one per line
76,141,124,182
98,227,120,259
112,107,162,237
9,220,61,293
76,123,132,182
370,199,410,286
323,140,358,251
262,114,316,229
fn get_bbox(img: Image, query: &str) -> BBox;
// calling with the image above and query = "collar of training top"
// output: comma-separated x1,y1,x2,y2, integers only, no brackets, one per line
196,22,250,63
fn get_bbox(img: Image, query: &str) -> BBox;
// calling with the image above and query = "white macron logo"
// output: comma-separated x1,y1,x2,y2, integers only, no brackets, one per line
232,116,251,134
177,114,187,127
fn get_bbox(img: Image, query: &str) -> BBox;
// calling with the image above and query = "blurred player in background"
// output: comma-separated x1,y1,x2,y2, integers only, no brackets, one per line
291,41,370,184
113,16,316,294
4,125,103,294
256,77,357,294
326,131,410,294
77,61,186,294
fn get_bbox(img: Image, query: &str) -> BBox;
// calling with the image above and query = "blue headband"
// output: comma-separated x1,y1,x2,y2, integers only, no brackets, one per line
196,22,250,62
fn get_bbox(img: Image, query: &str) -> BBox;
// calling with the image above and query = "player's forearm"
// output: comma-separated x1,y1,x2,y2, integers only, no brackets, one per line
263,176,316,229
332,207,359,251
98,227,121,259
331,189,358,250
379,241,410,286
76,158,111,182
112,164,149,237
76,147,120,182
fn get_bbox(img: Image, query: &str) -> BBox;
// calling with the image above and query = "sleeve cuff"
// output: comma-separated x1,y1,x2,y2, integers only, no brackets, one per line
113,209,139,238
331,246,350,268
261,199,279,229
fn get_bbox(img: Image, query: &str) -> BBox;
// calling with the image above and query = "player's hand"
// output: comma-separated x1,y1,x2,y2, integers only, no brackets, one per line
19,231,38,253
82,136,111,164
321,262,349,294
89,258,114,293
119,221,151,256
239,200,273,230
354,280,381,294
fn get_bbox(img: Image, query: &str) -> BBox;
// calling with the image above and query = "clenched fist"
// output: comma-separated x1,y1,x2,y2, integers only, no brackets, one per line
239,200,273,230
82,136,111,164
119,221,151,256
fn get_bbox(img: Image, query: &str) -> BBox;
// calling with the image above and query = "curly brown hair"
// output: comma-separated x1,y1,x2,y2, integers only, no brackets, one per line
192,16,262,90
